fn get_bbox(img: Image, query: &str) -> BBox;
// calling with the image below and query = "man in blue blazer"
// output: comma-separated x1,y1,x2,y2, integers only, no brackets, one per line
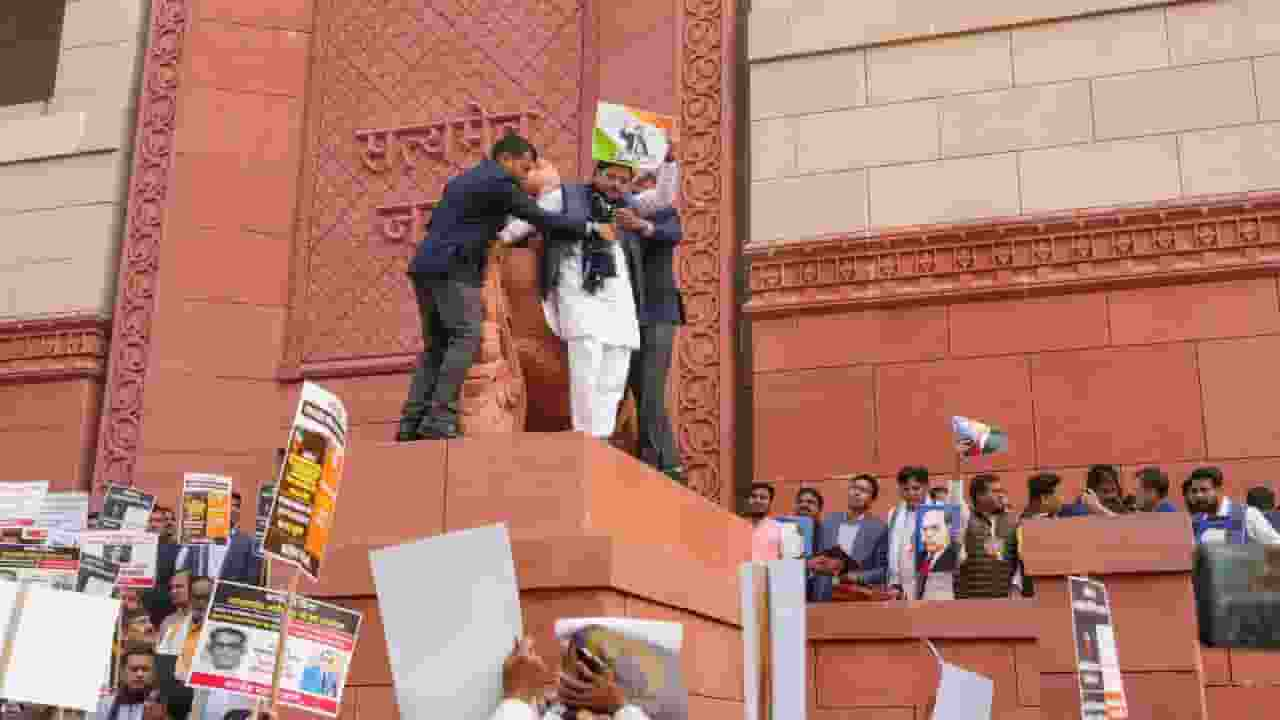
397,134,595,441
808,474,890,602
181,491,261,584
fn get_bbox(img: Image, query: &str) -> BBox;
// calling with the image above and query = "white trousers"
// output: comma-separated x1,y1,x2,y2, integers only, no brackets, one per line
566,337,632,439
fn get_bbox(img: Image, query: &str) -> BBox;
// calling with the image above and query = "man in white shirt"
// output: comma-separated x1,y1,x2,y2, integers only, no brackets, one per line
499,158,678,441
491,638,649,720
1186,466,1280,545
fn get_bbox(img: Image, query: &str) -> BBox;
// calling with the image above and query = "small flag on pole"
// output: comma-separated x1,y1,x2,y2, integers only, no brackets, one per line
952,416,1009,457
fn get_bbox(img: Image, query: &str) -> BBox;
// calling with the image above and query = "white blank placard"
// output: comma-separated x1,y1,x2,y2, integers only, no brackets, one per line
0,584,119,711
738,564,763,720
767,559,807,720
370,524,522,720
932,662,993,720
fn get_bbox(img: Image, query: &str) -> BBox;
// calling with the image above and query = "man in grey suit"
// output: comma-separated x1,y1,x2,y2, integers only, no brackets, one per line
807,474,890,602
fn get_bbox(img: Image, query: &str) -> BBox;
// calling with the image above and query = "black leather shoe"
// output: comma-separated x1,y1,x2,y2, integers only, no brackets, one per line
662,465,688,487
395,430,420,442
417,419,461,440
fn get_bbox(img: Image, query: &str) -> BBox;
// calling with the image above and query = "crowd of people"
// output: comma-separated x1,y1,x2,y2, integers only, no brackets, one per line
747,463,1280,603
395,134,688,487
1,498,269,720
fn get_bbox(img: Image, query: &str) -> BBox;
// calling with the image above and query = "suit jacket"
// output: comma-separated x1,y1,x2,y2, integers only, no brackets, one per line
144,541,182,625
218,530,262,585
809,512,889,602
536,183,641,313
1265,510,1280,532
409,159,587,279
1154,499,1179,513
633,207,684,326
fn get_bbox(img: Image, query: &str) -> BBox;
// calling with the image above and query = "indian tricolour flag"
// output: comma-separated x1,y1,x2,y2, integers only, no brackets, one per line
593,101,675,170
952,416,1009,457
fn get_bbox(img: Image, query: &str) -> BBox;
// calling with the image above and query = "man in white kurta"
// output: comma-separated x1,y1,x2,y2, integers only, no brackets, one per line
500,159,678,439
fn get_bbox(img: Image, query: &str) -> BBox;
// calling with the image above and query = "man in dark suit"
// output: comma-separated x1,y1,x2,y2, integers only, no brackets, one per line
616,144,684,483
397,134,595,441
807,474,890,602
181,491,261,585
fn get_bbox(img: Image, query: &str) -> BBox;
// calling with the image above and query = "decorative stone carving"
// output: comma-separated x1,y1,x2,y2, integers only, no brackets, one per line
0,315,110,382
93,0,187,489
746,193,1280,314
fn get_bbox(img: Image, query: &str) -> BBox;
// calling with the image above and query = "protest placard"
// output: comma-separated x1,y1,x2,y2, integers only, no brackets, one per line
0,482,50,546
370,524,521,720
263,383,348,580
79,530,158,588
0,545,78,590
256,481,277,559
39,491,89,547
1069,576,1128,720
186,580,361,717
593,101,674,170
181,473,233,545
0,582,119,711
76,553,120,597
100,485,157,531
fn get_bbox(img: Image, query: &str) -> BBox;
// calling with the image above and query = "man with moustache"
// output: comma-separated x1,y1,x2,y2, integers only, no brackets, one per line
956,474,1020,599
885,466,930,599
745,483,783,562
1186,466,1280,545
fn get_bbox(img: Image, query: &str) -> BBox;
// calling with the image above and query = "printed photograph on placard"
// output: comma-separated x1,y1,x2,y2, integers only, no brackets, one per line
100,485,157,531
76,554,120,596
255,482,276,558
1069,576,1129,720
39,491,90,547
263,382,348,580
79,530,158,588
592,101,674,171
180,474,233,545
0,482,50,536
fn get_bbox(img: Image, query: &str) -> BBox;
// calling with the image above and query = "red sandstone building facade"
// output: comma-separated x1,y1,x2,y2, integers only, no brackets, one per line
2,1,1279,719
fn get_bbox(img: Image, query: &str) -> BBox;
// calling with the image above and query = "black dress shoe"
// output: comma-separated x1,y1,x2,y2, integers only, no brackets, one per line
394,430,420,442
662,465,688,487
417,419,461,440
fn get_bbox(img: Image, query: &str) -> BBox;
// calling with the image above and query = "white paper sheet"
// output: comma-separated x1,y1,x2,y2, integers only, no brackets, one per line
926,640,994,720
370,524,522,720
767,559,807,720
738,563,763,720
0,583,119,711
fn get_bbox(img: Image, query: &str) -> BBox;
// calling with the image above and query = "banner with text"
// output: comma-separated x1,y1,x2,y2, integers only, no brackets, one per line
263,383,348,580
255,482,276,559
0,545,79,590
100,485,157,531
79,530,158,588
76,553,120,596
181,474,232,545
0,482,50,546
40,491,89,548
187,580,361,717
1069,576,1128,720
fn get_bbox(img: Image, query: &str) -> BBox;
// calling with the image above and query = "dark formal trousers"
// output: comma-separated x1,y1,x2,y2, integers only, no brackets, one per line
627,322,681,470
401,272,485,431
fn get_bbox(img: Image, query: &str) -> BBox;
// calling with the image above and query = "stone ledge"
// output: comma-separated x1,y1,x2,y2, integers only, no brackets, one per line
0,107,130,166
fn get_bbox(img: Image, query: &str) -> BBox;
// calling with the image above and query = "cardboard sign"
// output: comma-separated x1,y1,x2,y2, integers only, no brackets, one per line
255,482,277,558
926,640,993,720
181,473,233,544
0,545,79,590
264,382,349,580
0,482,50,545
592,101,674,170
76,553,120,597
0,583,120,711
100,485,157,531
39,491,89,547
79,530,158,588
187,580,362,718
1069,577,1128,720
370,525,521,720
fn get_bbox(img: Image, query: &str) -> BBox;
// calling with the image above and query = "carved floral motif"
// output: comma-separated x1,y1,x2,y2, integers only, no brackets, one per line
94,0,188,488
0,316,109,382
746,194,1280,313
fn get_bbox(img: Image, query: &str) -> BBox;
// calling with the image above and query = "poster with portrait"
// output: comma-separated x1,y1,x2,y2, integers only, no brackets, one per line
0,482,50,546
76,553,120,597
554,618,687,720
39,491,89,547
913,503,964,600
263,382,349,580
0,545,79,591
180,473,232,545
1069,576,1128,720
99,485,156,531
78,530,158,588
187,580,361,717
593,101,674,171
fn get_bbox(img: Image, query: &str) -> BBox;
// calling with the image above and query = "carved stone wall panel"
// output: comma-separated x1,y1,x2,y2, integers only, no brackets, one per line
0,315,110,383
285,0,587,370
745,193,1280,315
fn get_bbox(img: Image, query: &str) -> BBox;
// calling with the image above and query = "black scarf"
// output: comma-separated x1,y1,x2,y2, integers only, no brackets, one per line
582,190,619,295
107,686,150,720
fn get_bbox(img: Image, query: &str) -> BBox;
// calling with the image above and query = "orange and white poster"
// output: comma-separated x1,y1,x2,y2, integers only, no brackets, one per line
180,473,232,545
263,382,348,581
1069,576,1128,720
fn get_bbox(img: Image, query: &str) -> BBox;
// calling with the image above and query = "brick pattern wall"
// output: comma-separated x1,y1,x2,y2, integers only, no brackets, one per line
748,0,1280,245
